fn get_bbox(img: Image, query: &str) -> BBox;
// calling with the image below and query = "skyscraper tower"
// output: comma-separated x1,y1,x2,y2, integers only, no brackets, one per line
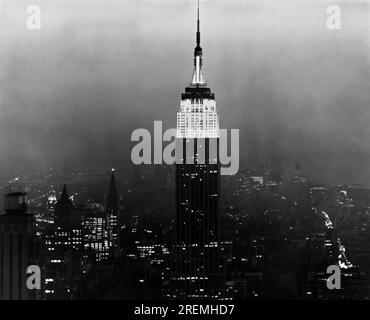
0,192,37,300
171,1,222,299
54,184,74,228
106,169,119,247
44,184,83,299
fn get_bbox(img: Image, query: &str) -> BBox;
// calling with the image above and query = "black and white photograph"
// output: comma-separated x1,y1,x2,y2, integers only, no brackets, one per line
0,0,370,315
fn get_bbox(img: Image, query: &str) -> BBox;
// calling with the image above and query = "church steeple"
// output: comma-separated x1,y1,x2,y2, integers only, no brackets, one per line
57,184,73,208
106,168,118,212
55,184,74,228
60,184,69,202
191,0,206,86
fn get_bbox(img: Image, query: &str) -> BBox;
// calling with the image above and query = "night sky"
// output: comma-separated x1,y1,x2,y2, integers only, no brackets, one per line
0,0,369,184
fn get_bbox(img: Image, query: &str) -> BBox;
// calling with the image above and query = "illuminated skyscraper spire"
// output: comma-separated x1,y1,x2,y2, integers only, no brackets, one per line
191,0,206,86
172,0,222,299
196,0,201,48
178,0,219,139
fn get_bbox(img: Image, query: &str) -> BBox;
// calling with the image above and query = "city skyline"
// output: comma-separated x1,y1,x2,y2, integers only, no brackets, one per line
1,0,370,306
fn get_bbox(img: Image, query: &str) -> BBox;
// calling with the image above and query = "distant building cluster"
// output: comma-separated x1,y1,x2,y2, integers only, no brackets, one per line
0,169,120,299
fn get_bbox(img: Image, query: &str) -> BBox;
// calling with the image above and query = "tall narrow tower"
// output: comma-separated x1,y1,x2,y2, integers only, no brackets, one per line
106,169,119,247
172,1,222,299
45,184,83,299
0,192,37,300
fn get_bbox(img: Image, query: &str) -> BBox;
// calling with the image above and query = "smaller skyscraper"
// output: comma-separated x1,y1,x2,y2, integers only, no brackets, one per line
43,185,84,299
0,192,37,300
83,202,110,262
106,169,119,248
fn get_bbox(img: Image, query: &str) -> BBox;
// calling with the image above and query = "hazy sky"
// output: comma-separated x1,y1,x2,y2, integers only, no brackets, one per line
0,0,369,184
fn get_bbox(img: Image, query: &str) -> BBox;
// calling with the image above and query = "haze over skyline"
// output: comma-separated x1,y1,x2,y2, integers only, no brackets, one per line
0,0,369,185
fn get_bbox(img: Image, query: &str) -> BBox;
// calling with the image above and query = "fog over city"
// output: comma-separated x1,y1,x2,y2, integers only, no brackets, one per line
1,0,369,184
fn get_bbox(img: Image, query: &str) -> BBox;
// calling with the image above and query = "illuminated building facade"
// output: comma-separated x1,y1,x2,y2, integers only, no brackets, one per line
35,190,57,238
171,3,222,299
43,185,84,299
83,202,110,262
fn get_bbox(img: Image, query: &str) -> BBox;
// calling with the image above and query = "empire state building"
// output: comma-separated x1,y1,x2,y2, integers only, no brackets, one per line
171,2,223,299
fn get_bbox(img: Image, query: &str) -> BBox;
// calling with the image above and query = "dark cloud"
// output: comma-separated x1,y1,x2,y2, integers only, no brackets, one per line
0,0,369,184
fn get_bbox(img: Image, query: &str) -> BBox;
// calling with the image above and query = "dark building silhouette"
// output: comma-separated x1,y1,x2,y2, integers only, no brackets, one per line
43,184,84,299
54,184,75,228
0,192,37,300
106,169,119,247
171,2,223,299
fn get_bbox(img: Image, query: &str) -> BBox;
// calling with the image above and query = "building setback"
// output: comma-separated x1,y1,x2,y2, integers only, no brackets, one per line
171,1,223,299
